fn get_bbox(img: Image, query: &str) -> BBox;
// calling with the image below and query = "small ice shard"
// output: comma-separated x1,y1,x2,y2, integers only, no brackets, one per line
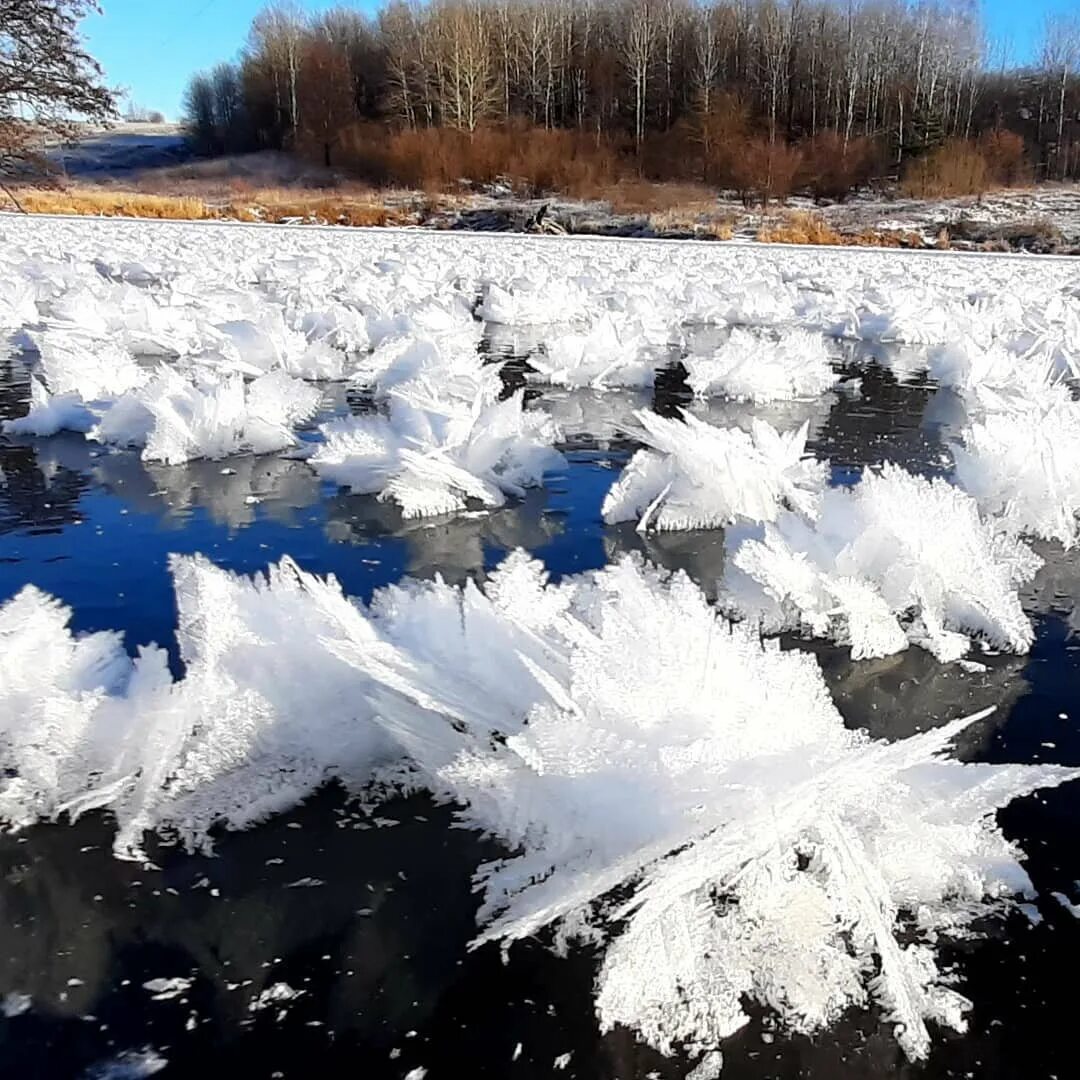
249,982,304,1011
1,992,31,1017
142,977,193,1001
686,1052,724,1080
1052,892,1080,919
84,1048,168,1079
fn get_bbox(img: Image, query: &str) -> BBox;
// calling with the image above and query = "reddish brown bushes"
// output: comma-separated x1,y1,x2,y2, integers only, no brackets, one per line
337,122,623,196
799,132,881,201
902,134,1031,198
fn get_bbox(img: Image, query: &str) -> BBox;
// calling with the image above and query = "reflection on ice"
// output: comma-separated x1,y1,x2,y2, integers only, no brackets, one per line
538,387,651,450
325,487,562,584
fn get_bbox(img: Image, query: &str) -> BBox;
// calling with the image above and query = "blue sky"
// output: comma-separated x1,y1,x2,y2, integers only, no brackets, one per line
84,0,373,120
85,0,1076,122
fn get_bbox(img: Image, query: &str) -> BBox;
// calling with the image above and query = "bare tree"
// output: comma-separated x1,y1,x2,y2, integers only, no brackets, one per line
0,0,116,170
1040,14,1080,181
622,0,659,147
297,38,355,165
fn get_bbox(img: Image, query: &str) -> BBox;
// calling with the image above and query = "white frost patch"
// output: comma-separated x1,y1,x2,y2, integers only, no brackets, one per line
311,383,563,520
249,982,305,1012
1,992,31,1017
683,328,838,403
686,1051,724,1080
725,464,1040,661
85,1049,168,1079
1052,892,1080,919
142,977,193,1001
602,412,825,532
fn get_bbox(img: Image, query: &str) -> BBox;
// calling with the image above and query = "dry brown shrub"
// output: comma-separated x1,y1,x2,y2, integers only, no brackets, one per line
757,212,927,249
730,139,803,206
799,132,880,201
339,122,623,197
648,204,735,238
978,129,1030,187
756,211,844,244
902,140,991,198
224,188,406,226
601,180,717,214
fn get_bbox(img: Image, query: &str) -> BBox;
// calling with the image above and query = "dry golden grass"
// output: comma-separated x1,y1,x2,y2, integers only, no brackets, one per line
757,211,846,245
223,188,411,226
757,211,928,249
9,184,417,228
648,204,735,239
13,188,213,219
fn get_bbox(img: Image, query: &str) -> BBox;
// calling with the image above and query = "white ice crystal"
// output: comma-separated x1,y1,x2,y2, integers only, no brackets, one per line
31,328,150,402
683,328,839,403
724,464,1041,661
92,368,321,464
407,557,1074,1067
311,382,563,519
602,411,826,532
930,342,1080,549
0,556,409,856
530,316,664,389
350,332,498,404
953,388,1080,549
2,378,95,437
0,551,1074,1072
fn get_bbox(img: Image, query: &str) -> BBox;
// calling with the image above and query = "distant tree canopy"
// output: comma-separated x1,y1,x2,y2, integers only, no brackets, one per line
0,0,117,171
182,1,1080,191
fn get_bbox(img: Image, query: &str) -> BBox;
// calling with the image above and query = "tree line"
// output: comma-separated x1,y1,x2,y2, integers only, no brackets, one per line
184,1,1079,196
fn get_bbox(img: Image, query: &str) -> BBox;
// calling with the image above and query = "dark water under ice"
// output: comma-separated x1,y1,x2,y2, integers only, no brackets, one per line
1,345,1080,1080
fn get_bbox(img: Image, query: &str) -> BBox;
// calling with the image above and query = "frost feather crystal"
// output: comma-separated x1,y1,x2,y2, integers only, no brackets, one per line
1,553,1069,1070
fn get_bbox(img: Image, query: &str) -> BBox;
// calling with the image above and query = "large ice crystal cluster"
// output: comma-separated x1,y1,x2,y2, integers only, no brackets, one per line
724,464,1041,661
603,411,826,532
92,368,322,464
0,552,1073,1071
311,382,564,519
683,327,839,402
